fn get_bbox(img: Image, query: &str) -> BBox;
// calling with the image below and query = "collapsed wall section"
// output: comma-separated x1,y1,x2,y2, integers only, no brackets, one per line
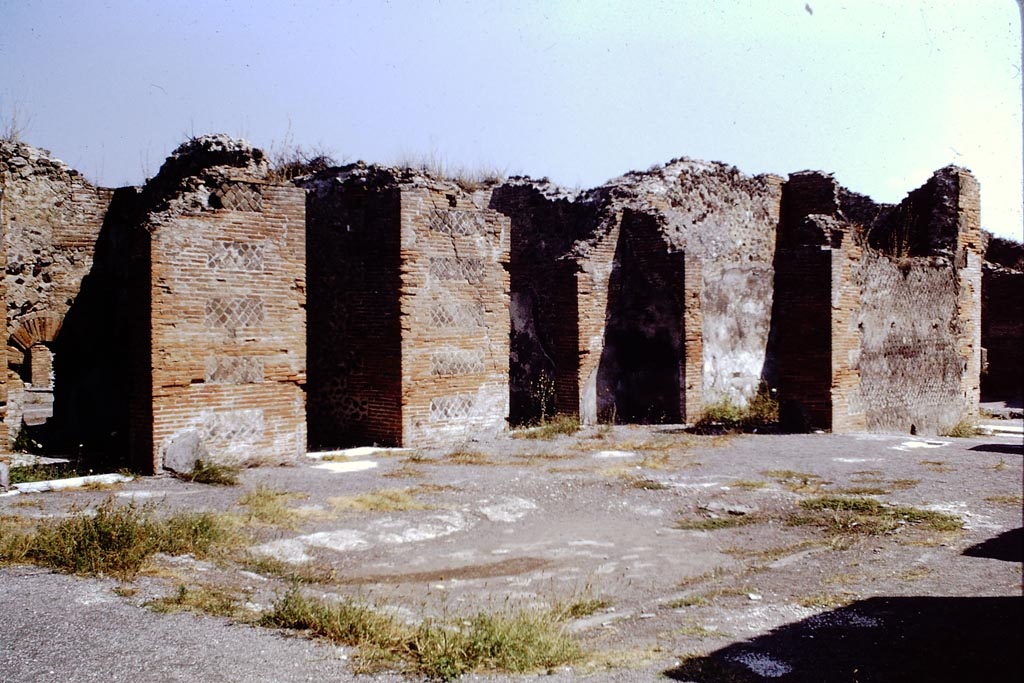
133,136,307,472
303,166,510,448
771,167,982,435
0,141,112,446
608,160,783,407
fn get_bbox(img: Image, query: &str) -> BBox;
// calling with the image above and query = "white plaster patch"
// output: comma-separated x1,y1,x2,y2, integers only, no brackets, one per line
14,473,133,493
833,457,881,463
374,511,469,545
891,440,949,452
592,450,638,459
568,540,615,548
479,497,537,522
307,446,408,459
624,503,665,517
300,529,371,552
727,652,793,678
313,460,378,473
250,538,313,564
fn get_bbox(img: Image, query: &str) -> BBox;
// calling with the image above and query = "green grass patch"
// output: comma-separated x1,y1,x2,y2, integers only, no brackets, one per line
984,494,1023,506
624,476,668,490
0,499,225,580
330,488,430,512
674,515,754,531
238,486,303,526
513,415,580,440
797,591,856,609
667,595,711,608
729,479,768,490
176,460,239,486
261,586,581,679
790,496,963,536
8,463,81,485
146,583,254,620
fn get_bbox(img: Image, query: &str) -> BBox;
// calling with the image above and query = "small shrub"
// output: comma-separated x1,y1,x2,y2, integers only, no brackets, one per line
693,384,779,433
941,419,976,438
514,415,580,440
261,587,581,680
176,459,239,486
8,499,226,580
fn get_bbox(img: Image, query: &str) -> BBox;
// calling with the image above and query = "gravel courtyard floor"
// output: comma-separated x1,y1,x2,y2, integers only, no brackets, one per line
1,424,1021,682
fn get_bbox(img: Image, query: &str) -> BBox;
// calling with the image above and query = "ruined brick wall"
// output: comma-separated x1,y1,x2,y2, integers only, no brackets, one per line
301,166,403,447
133,137,306,472
304,166,509,448
771,167,982,434
588,209,701,423
495,159,780,425
981,234,1023,402
0,141,112,445
399,182,510,445
767,189,836,430
594,160,783,408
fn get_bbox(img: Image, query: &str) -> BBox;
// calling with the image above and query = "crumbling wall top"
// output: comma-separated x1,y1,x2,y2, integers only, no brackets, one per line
1,140,89,185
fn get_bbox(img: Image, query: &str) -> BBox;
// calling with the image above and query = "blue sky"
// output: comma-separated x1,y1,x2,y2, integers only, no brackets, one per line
1,0,1021,239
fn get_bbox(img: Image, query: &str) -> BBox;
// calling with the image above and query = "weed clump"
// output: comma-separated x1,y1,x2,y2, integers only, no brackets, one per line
176,459,239,486
514,415,580,440
693,384,779,434
790,496,963,536
0,499,224,580
261,586,581,679
941,419,976,438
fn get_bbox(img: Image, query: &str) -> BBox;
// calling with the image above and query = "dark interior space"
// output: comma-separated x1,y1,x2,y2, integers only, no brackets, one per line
47,187,148,470
597,212,684,424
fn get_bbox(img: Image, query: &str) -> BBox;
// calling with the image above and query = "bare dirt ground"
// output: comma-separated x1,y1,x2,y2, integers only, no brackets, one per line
1,424,1021,682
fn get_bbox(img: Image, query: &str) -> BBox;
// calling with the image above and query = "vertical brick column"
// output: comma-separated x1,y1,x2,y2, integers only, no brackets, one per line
141,176,307,472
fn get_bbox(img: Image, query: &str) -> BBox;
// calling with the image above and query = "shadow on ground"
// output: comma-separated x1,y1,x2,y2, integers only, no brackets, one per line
664,595,1022,682
968,443,1023,456
963,527,1023,563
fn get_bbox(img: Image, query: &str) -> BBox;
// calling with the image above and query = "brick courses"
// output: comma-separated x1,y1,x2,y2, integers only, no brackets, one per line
0,137,1000,464
301,165,509,448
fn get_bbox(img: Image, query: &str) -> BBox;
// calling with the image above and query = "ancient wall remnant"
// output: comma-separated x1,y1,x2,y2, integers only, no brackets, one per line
301,164,510,448
769,167,983,435
135,136,307,472
493,159,781,426
0,141,112,446
981,233,1023,403
1,133,998,458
